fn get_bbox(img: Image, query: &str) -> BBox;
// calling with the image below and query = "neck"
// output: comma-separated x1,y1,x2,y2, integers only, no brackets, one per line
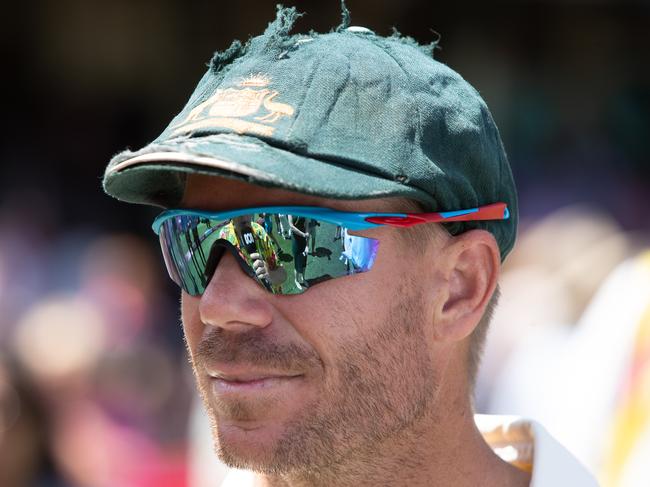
254,398,530,487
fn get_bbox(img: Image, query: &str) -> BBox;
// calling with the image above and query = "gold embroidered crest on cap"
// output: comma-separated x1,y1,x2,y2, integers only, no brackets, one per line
172,74,294,137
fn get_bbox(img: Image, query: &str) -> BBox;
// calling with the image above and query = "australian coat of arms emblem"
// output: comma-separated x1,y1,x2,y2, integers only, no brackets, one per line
172,74,294,137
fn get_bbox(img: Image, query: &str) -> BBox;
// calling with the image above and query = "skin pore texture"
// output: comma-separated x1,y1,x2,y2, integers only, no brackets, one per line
180,174,531,487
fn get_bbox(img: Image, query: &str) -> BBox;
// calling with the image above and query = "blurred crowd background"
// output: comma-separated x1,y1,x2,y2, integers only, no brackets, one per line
1,1,648,486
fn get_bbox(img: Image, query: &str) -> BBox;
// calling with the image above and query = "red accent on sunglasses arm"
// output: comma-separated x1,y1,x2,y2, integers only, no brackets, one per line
365,203,508,227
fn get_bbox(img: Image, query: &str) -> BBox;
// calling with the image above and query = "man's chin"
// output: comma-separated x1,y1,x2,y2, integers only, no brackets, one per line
213,420,291,473
198,375,318,470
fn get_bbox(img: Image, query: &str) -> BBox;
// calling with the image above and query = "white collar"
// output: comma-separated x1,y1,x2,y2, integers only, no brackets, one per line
475,414,599,487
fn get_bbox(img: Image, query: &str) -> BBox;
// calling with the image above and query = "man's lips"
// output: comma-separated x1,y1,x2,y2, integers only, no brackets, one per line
206,364,304,382
204,364,305,395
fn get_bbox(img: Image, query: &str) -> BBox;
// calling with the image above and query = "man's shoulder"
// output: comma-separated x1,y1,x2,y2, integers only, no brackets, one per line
475,414,600,487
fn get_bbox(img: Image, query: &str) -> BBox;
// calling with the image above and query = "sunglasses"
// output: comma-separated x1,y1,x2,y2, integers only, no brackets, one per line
152,203,510,296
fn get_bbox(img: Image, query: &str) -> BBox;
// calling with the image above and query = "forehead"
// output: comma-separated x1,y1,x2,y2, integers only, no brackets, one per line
181,173,414,214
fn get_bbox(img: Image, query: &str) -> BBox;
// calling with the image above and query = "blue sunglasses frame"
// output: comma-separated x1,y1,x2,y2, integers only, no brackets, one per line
152,202,510,296
152,203,510,234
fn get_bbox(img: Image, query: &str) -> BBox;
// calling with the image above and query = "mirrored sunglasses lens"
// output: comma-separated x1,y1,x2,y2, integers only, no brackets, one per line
159,213,379,295
159,216,214,296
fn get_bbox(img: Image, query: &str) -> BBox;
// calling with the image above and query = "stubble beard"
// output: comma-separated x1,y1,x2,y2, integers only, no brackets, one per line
188,281,437,478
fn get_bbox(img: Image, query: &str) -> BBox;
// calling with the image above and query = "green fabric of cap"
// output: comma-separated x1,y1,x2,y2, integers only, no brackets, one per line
103,6,518,262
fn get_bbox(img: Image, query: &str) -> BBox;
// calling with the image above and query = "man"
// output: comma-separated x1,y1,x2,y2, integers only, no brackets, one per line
102,5,599,486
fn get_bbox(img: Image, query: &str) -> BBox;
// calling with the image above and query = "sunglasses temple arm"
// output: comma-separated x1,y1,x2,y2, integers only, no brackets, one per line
365,203,509,227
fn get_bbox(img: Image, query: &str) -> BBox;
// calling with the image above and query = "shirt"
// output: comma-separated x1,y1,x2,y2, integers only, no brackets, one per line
476,414,599,487
219,414,599,487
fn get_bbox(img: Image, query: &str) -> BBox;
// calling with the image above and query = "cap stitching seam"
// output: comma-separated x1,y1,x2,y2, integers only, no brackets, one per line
373,39,433,199
285,55,324,140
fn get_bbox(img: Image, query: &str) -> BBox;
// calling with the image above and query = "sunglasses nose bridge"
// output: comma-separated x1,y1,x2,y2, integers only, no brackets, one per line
205,240,260,288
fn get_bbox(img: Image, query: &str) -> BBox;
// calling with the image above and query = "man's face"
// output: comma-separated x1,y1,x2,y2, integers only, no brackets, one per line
180,175,450,474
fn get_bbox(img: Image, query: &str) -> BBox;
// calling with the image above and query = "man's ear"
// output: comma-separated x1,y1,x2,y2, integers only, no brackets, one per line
432,229,500,343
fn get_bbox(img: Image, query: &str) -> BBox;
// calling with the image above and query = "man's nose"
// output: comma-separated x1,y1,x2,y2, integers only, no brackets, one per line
198,249,273,332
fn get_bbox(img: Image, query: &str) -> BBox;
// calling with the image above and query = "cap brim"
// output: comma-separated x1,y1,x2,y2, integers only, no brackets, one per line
103,133,432,208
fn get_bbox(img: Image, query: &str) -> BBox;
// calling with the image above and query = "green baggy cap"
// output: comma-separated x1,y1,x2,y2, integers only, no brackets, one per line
103,6,518,261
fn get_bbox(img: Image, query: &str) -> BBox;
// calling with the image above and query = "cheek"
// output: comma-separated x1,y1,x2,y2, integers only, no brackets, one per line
180,293,203,353
269,287,361,382
301,245,436,365
277,275,390,371
374,237,424,281
280,235,423,345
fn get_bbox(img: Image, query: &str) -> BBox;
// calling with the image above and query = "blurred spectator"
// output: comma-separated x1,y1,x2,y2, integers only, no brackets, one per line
0,354,63,487
12,294,107,393
0,199,53,344
78,235,158,344
5,233,192,487
600,254,650,487
479,204,650,487
476,204,637,408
